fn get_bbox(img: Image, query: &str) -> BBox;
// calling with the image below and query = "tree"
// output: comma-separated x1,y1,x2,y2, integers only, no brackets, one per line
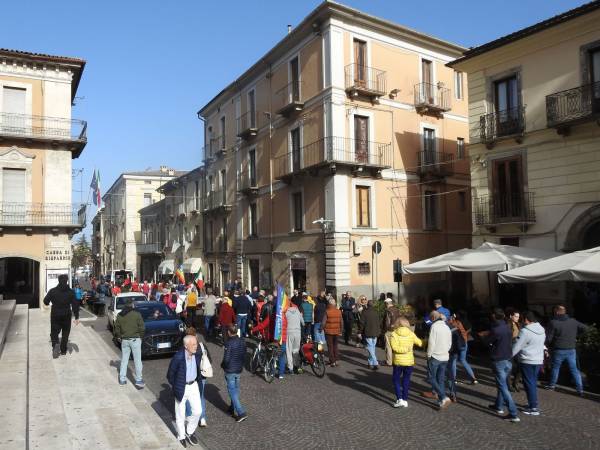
72,234,92,270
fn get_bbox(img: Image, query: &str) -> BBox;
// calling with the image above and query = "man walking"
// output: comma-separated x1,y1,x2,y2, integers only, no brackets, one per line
427,310,452,409
544,305,587,395
383,298,400,365
202,288,217,337
341,292,356,345
482,308,520,422
221,325,247,422
285,302,305,373
43,274,80,358
360,300,381,370
167,335,203,447
233,290,252,337
512,311,546,415
300,294,314,341
114,297,145,388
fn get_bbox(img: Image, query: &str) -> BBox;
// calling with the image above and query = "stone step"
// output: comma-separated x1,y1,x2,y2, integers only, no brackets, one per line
0,299,17,358
0,304,28,450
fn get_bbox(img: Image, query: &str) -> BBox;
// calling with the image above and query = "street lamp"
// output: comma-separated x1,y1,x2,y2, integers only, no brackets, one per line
313,218,333,292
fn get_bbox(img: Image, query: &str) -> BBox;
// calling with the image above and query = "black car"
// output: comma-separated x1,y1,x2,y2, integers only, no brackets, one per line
133,301,186,357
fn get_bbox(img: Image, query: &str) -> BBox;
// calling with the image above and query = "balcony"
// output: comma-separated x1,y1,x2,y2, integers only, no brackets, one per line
176,202,186,218
210,135,227,157
273,136,392,181
474,192,536,231
0,202,86,230
0,112,87,154
237,169,258,196
344,64,386,99
414,83,451,115
275,80,304,118
479,107,526,148
546,81,600,134
416,151,454,178
237,111,258,140
137,242,162,255
202,189,232,214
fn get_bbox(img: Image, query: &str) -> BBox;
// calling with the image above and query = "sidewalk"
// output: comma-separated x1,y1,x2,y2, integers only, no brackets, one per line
6,308,183,450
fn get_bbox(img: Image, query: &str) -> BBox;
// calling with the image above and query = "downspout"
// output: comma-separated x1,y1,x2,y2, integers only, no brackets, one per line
269,63,274,287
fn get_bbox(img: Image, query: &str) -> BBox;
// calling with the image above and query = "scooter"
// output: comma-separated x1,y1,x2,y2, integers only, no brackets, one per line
299,336,326,378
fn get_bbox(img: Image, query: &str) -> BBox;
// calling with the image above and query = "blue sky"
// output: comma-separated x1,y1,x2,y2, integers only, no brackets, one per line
0,0,588,238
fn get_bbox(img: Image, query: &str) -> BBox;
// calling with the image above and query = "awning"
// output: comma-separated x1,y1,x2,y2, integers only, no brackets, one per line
158,259,175,275
403,242,561,274
182,258,202,274
498,246,600,283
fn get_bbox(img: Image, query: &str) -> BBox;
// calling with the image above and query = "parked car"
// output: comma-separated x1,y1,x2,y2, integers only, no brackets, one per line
117,301,186,357
107,292,149,331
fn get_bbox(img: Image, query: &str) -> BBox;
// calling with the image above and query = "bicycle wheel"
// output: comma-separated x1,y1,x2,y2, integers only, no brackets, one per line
311,353,326,378
250,350,260,374
264,356,276,383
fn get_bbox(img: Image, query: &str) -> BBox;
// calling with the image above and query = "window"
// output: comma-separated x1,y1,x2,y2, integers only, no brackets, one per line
292,192,303,232
144,180,151,184
353,39,367,85
356,186,371,227
2,86,26,114
492,156,524,219
248,90,256,128
194,225,200,241
424,190,439,230
208,221,214,252
494,75,521,136
249,203,257,237
290,127,301,172
249,149,256,186
421,59,433,85
194,180,199,210
143,193,152,207
222,218,227,251
458,191,466,211
2,168,26,203
423,127,436,165
354,115,369,164
358,262,371,275
457,137,465,160
454,71,464,100
220,116,226,149
289,56,300,102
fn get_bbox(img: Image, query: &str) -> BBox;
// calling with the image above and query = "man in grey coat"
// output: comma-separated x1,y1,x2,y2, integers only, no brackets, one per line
285,302,305,374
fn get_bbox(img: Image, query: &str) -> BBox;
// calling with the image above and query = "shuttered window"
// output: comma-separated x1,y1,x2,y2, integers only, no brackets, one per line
2,87,26,114
356,186,370,227
2,168,26,203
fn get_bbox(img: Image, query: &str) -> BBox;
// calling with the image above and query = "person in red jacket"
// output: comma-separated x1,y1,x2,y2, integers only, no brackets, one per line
164,288,177,311
219,300,236,343
252,311,273,342
131,278,140,292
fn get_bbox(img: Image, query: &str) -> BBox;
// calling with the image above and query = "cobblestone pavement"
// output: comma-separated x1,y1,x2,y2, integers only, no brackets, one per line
86,318,600,450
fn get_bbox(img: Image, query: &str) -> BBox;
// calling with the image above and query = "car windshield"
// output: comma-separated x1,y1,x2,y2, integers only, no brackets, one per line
116,295,147,309
136,304,176,321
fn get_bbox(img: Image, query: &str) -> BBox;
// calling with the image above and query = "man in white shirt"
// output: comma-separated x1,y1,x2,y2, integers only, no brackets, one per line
427,310,452,409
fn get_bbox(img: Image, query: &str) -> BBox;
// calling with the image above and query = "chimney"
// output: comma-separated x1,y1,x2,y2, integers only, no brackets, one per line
168,169,175,176
160,165,168,173
287,24,292,34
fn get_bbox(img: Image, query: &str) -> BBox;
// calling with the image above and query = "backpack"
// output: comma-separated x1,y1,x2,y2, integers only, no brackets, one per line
450,327,466,354
260,302,273,322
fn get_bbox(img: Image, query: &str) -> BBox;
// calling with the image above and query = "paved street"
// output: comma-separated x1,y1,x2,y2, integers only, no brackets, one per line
84,314,600,450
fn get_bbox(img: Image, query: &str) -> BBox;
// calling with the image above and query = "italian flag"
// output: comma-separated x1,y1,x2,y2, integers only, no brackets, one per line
194,267,204,289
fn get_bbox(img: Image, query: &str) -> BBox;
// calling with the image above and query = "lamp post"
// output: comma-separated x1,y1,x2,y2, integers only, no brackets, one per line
313,217,333,293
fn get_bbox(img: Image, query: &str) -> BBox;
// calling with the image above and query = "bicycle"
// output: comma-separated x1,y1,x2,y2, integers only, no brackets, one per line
249,332,268,374
263,342,282,383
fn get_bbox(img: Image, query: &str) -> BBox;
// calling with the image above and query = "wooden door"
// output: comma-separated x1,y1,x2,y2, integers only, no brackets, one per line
290,57,300,102
422,59,433,102
354,115,369,163
354,40,367,86
492,157,523,219
291,128,301,172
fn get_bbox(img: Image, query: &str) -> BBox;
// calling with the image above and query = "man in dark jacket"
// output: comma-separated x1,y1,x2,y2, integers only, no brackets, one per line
43,274,80,358
545,305,587,395
480,308,519,422
221,325,247,422
341,292,356,345
360,300,381,370
167,335,203,447
114,298,145,387
233,291,252,338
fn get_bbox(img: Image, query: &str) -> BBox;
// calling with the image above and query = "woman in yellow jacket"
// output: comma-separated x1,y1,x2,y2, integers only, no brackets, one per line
390,317,422,408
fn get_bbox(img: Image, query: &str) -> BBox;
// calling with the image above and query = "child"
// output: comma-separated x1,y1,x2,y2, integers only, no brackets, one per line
390,317,422,408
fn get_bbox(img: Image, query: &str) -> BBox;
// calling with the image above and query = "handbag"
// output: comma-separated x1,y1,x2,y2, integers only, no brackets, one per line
199,342,213,378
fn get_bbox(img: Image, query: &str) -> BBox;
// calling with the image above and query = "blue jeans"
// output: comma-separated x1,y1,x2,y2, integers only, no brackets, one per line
428,357,448,402
520,363,540,409
457,343,476,380
447,353,457,396
119,337,143,383
313,323,325,344
237,314,248,336
492,360,518,417
224,373,246,416
550,349,583,392
204,315,214,336
279,343,287,376
366,337,378,366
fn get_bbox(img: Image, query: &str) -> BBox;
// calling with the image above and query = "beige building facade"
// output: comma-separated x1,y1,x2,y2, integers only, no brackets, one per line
450,2,600,312
198,2,472,300
0,48,87,307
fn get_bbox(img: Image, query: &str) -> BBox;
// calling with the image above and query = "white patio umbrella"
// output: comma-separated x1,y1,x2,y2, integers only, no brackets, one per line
402,242,561,274
498,246,600,283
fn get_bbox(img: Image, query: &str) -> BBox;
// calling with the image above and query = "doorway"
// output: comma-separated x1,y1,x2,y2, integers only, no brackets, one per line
291,258,306,292
249,259,260,290
0,257,40,308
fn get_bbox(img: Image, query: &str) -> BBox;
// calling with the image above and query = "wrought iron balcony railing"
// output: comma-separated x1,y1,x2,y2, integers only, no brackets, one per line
237,111,258,139
414,82,451,113
479,106,525,146
275,80,304,117
416,151,454,177
202,189,231,213
0,112,87,150
209,134,226,154
546,81,600,131
273,136,392,179
0,202,86,227
344,64,386,97
474,192,535,227
237,169,258,194
137,242,162,254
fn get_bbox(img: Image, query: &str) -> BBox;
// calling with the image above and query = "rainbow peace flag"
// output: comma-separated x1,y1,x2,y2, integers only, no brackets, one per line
273,284,289,344
174,267,185,284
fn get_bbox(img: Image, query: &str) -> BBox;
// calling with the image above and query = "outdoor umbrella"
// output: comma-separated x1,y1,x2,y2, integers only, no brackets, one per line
402,242,561,274
498,246,600,283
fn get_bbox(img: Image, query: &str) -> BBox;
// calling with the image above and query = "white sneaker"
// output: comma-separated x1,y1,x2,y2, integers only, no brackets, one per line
393,399,402,408
401,400,408,408
200,418,207,427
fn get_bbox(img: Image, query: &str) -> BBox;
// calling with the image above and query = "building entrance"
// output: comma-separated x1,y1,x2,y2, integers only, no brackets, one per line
0,257,40,308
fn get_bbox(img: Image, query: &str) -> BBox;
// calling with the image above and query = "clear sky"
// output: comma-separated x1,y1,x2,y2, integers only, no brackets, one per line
0,0,589,239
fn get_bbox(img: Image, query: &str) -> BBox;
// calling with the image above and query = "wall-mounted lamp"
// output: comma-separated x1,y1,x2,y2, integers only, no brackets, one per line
389,88,400,99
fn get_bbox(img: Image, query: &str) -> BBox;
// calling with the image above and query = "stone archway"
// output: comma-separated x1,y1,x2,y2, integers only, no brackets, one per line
563,204,600,251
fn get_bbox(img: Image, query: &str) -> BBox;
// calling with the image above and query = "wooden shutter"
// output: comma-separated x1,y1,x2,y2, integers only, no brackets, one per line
2,87,26,114
2,168,26,203
356,186,370,227
354,116,369,163
354,40,366,85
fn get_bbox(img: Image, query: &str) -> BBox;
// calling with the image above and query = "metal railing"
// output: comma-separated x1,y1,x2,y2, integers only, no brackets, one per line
137,242,162,254
273,136,392,179
344,64,386,96
203,189,230,211
479,106,525,144
546,81,600,128
237,111,258,136
474,192,536,226
0,202,86,226
210,134,226,152
0,112,87,142
414,82,451,111
274,80,304,113
416,151,454,177
237,169,258,192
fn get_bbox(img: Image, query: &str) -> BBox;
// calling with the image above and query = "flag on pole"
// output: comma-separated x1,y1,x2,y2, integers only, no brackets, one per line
174,267,185,284
90,169,101,207
194,266,204,289
273,284,289,344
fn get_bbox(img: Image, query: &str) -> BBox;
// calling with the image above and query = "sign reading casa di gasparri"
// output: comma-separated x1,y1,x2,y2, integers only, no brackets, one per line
45,249,71,261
